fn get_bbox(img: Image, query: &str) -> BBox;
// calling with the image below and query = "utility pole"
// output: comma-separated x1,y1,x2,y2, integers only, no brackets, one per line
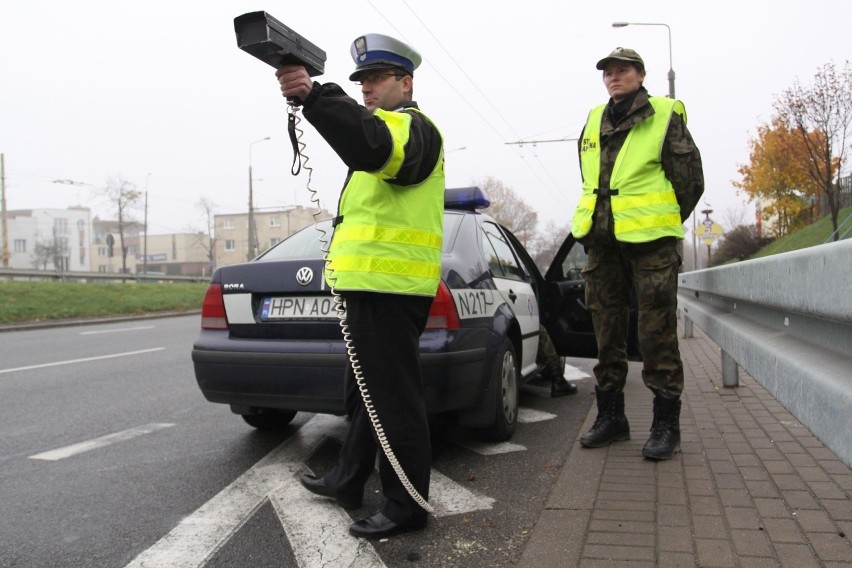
1,153,8,267
143,173,150,276
248,137,270,261
248,164,256,261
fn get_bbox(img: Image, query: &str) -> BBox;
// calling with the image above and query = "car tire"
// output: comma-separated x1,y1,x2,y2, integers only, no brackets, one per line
241,409,297,430
478,338,519,442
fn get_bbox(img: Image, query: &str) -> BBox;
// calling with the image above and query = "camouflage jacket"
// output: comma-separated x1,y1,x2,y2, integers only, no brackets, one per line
576,86,704,249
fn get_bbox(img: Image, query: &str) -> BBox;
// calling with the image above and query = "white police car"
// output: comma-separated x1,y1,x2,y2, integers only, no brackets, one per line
192,187,624,441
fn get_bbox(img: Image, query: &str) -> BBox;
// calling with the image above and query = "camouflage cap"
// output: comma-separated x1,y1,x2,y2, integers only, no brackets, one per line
596,47,645,70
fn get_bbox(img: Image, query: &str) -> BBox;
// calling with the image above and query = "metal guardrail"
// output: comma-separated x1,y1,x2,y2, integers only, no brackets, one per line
678,239,852,468
0,267,207,283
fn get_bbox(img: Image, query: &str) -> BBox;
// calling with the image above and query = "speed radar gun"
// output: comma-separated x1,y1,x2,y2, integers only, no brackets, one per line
234,11,325,174
232,12,434,514
234,11,326,79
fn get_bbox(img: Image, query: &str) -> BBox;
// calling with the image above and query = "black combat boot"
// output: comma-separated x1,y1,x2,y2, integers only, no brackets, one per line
580,386,630,447
541,361,578,397
642,395,681,460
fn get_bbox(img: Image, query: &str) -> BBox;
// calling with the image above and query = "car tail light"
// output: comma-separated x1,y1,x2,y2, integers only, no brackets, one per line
200,283,228,330
426,281,460,330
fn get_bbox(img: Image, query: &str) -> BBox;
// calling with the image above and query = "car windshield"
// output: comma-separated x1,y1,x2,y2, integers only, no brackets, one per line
257,213,464,262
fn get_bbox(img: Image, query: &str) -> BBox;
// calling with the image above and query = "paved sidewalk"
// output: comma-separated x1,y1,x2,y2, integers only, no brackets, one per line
518,325,852,567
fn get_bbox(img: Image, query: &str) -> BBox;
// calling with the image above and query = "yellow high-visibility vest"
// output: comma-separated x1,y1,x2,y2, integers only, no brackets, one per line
572,97,685,243
326,108,445,296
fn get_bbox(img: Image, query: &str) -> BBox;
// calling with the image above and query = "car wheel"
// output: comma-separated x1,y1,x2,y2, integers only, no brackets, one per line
478,338,519,442
241,409,297,430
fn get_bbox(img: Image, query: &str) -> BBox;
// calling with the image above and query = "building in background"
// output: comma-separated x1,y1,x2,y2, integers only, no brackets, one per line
215,205,332,268
2,204,333,276
4,207,92,271
91,217,143,274
136,232,212,277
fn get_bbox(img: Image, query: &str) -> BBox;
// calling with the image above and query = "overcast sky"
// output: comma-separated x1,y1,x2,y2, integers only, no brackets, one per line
2,0,849,237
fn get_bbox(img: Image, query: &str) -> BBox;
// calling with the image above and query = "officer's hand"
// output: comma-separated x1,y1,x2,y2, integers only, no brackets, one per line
276,65,313,103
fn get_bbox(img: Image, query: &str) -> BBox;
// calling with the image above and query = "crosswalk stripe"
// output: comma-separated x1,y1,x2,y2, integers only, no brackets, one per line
453,439,527,455
269,477,386,568
518,408,557,423
564,362,592,381
124,414,341,568
125,414,495,568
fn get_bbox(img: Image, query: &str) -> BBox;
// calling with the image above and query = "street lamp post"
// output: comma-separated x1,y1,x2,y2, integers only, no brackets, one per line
700,207,714,267
612,21,675,99
248,137,271,261
613,21,691,267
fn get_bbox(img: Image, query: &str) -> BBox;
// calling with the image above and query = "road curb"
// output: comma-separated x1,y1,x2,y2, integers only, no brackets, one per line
0,310,200,333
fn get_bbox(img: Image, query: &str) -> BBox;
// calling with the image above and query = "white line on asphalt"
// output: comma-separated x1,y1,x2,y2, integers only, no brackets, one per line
564,362,592,382
124,414,350,568
80,326,156,335
428,469,494,516
518,408,557,423
0,348,165,375
125,413,496,568
454,439,527,455
29,423,176,461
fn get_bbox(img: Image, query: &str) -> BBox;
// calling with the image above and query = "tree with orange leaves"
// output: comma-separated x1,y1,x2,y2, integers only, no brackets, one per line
774,61,851,241
735,116,822,237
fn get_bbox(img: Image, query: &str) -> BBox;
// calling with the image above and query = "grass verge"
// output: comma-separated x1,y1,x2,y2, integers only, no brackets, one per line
0,281,208,325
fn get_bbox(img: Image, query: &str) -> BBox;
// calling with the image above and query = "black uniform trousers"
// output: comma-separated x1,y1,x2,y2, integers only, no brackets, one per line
323,291,433,526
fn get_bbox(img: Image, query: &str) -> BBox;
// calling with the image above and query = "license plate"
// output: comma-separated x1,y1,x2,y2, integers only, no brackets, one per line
260,296,337,320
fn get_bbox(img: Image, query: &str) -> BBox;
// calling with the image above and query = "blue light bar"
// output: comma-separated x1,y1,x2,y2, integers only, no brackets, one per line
444,186,490,211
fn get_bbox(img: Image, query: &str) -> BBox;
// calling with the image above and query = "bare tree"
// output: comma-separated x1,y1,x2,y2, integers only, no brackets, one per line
528,220,572,272
31,239,62,270
194,196,218,271
476,176,539,246
774,61,852,240
720,205,750,236
101,175,142,273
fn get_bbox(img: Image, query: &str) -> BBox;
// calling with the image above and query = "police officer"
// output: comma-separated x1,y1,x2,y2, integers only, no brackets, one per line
572,47,704,460
276,34,443,537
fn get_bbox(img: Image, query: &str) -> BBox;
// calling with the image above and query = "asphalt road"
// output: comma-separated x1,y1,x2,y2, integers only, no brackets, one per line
0,315,596,568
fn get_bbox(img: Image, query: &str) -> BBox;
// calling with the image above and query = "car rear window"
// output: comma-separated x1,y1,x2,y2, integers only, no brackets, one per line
258,212,465,261
257,221,330,260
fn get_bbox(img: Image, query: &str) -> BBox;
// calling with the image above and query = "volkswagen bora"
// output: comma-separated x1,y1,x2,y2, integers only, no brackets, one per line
192,187,624,441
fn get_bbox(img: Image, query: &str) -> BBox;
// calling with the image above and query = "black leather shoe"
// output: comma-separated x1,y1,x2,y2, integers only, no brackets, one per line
348,511,427,539
299,474,362,510
551,377,578,397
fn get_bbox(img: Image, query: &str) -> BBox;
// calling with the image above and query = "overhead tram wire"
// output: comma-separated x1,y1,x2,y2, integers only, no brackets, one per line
398,0,568,207
366,0,570,209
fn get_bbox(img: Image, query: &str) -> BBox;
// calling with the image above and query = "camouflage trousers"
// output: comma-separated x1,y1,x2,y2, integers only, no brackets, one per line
582,240,684,397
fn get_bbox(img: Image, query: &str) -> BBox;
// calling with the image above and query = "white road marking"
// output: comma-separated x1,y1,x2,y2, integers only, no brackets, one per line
518,408,557,423
125,414,495,568
29,423,175,461
0,348,165,375
427,469,494,516
80,326,156,335
564,362,592,382
454,439,527,455
269,471,386,568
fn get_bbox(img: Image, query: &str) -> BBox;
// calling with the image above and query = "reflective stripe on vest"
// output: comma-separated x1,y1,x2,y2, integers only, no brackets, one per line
326,108,445,296
572,97,685,243
373,108,411,180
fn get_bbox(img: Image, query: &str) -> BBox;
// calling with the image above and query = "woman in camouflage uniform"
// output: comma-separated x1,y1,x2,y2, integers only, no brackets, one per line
571,47,704,460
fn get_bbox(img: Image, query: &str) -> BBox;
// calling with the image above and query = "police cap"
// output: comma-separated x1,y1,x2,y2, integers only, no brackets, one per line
349,33,422,81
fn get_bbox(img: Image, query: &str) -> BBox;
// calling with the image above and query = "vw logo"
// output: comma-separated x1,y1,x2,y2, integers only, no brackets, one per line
295,267,314,286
